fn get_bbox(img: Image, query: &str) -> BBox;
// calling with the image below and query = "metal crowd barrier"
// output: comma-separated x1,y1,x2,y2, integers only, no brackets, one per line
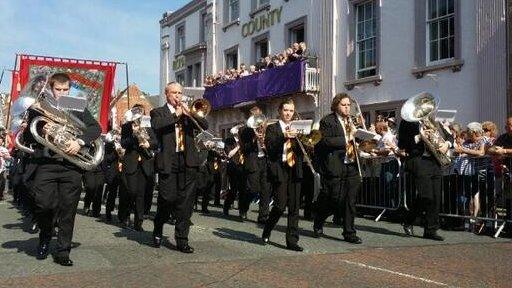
356,155,512,238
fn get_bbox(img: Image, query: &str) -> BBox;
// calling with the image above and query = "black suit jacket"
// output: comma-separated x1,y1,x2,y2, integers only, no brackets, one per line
264,122,303,182
397,120,454,158
315,113,349,178
22,107,101,183
120,122,157,176
150,104,208,174
100,141,121,183
239,126,259,173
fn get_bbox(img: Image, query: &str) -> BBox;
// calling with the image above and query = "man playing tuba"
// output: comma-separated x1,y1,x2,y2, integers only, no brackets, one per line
21,73,102,266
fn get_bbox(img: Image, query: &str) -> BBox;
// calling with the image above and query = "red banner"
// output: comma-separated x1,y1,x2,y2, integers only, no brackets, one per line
9,70,20,102
18,54,117,132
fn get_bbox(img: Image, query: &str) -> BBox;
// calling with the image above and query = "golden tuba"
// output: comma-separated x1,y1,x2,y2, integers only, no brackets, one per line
400,92,451,166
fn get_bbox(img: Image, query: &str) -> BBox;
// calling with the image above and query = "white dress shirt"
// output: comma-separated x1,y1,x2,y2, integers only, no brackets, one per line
279,120,291,163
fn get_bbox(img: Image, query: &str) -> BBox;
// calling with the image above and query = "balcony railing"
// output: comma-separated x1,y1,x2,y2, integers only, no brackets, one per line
203,60,320,110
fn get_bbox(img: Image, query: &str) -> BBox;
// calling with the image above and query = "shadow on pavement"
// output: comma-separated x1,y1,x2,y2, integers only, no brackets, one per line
212,227,264,245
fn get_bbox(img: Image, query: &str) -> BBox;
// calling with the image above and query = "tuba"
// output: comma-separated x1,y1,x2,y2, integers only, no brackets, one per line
400,92,451,166
10,74,104,171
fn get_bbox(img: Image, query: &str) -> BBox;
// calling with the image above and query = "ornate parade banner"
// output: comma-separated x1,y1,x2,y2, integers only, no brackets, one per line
17,54,117,132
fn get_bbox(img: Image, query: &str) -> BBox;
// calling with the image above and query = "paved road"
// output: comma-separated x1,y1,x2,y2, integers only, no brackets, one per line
0,195,511,288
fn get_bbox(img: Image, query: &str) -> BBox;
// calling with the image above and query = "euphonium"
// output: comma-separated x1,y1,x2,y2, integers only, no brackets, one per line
11,74,104,171
400,92,451,166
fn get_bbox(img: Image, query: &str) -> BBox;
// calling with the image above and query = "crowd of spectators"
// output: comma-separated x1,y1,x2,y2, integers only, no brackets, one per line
204,42,308,87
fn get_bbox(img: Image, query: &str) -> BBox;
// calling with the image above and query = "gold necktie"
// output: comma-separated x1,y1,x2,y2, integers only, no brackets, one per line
239,152,244,164
345,118,355,161
285,126,296,167
176,123,185,152
213,160,219,170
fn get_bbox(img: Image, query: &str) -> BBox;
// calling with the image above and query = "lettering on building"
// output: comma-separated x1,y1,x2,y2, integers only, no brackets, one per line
172,56,185,71
241,6,283,38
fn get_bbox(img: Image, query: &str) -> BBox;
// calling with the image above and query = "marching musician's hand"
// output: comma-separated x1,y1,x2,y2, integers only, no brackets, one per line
64,140,81,155
438,141,450,154
21,121,28,129
42,123,49,136
284,129,298,139
175,105,184,117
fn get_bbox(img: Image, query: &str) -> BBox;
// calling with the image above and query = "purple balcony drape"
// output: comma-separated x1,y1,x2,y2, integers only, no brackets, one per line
204,60,306,109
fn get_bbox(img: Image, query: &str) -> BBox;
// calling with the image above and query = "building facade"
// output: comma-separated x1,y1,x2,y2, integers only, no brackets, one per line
160,0,509,135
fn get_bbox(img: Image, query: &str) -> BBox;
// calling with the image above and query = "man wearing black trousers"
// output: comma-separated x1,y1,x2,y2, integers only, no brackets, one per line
102,130,122,222
398,103,453,241
313,93,362,244
239,105,271,224
262,98,303,251
121,104,157,231
82,165,105,218
22,72,101,266
223,129,246,218
151,82,208,253
199,150,221,213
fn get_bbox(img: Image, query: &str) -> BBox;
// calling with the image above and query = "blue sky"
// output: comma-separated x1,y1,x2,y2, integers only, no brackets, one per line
0,0,189,95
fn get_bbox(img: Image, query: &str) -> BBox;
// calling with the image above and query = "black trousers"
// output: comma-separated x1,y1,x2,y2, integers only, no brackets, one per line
32,163,82,257
404,156,441,233
224,163,247,214
153,163,198,247
117,173,130,222
314,163,360,237
263,164,301,245
246,157,271,221
200,171,215,211
0,171,5,199
105,175,120,215
124,165,147,224
144,174,156,215
83,171,105,216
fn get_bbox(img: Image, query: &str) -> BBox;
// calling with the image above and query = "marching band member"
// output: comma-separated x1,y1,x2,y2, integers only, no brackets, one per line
23,73,101,266
262,98,304,251
223,125,246,218
239,105,271,224
121,104,157,231
102,128,123,222
150,82,208,253
82,157,105,218
313,93,363,244
398,93,453,241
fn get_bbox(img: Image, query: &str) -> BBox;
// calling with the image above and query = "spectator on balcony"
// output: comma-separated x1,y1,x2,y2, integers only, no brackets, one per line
249,65,257,74
239,63,250,77
264,55,274,69
287,47,300,62
298,42,307,58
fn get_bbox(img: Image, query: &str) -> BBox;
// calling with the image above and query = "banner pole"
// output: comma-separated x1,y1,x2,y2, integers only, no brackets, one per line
125,63,130,108
5,54,20,130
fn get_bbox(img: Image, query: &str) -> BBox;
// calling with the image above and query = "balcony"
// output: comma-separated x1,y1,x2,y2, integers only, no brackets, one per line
203,60,320,110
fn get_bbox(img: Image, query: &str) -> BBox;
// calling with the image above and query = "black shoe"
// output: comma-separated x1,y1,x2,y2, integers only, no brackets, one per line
36,243,49,260
239,212,247,221
423,232,444,241
120,219,130,229
344,235,363,244
286,243,304,252
134,222,144,232
105,213,112,222
257,218,268,225
223,208,230,216
152,236,162,248
53,255,73,266
261,230,270,245
201,208,210,214
313,228,323,238
403,224,414,237
167,217,176,225
177,244,194,254
84,208,91,216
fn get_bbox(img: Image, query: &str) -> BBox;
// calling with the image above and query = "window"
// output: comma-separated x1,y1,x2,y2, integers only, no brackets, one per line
426,0,455,64
176,24,185,53
200,13,209,42
193,63,202,87
355,1,377,79
186,65,193,87
225,47,238,69
228,0,239,22
289,25,305,45
255,39,269,61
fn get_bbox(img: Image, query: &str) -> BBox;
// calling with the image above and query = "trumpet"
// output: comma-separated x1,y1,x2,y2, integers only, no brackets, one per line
247,113,267,150
124,107,154,159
